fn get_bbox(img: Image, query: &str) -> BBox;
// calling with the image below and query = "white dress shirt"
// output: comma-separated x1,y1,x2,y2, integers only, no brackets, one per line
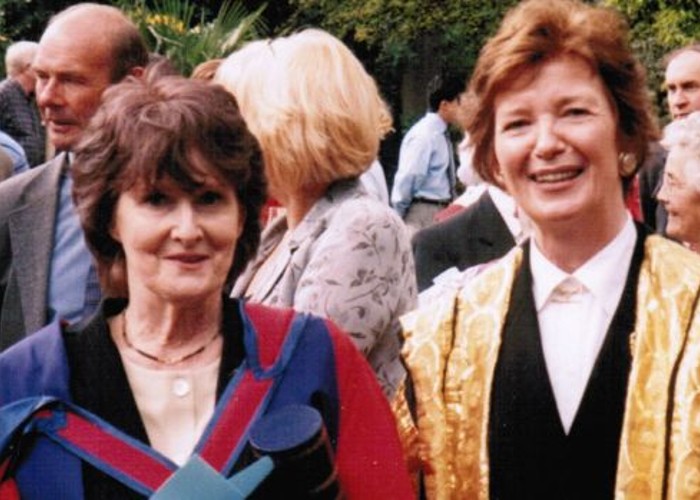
530,216,636,433
390,112,454,216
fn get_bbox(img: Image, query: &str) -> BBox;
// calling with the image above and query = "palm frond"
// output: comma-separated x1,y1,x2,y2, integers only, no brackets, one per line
118,0,267,75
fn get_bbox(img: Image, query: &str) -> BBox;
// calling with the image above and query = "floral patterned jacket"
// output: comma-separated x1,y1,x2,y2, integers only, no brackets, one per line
231,179,417,397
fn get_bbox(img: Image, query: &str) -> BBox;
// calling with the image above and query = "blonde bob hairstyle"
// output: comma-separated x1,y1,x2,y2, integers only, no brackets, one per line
466,0,659,187
216,29,390,198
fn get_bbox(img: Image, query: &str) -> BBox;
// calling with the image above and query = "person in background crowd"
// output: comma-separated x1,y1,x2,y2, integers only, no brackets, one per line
0,142,16,182
360,103,393,204
412,183,522,293
395,1,700,498
433,92,487,223
0,41,46,168
666,44,700,121
0,129,29,178
639,43,700,233
391,75,464,234
198,55,390,211
455,91,480,190
412,88,522,294
216,30,416,398
657,111,700,252
0,3,149,350
0,72,413,499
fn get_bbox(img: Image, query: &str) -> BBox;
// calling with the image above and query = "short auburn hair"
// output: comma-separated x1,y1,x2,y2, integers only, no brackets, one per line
467,0,659,186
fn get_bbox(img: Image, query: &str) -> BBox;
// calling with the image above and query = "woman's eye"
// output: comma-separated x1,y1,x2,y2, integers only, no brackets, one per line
503,119,528,132
564,107,589,117
144,190,169,206
198,190,222,205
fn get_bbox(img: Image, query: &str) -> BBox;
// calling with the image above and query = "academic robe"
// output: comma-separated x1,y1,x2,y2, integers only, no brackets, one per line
396,233,700,499
0,298,413,499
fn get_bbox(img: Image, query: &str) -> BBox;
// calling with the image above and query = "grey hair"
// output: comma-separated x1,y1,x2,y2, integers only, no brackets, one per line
662,111,700,191
5,41,38,76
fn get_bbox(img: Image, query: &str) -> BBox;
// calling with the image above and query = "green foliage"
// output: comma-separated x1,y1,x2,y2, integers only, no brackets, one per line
118,0,267,76
0,0,53,42
282,0,517,133
285,0,514,77
0,0,73,78
602,0,700,120
0,0,265,78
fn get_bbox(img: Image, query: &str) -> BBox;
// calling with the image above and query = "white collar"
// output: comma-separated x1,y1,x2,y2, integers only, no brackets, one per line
425,111,448,132
531,215,636,315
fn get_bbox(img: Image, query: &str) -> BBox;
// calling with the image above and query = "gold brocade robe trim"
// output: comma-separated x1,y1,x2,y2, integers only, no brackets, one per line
398,236,700,499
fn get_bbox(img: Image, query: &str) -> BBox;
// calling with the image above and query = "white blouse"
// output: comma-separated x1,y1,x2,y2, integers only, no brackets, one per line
121,356,221,465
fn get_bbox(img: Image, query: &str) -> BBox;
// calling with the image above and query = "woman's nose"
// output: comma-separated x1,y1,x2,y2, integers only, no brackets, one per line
171,202,203,242
36,78,62,108
670,89,688,109
656,180,670,205
533,120,565,160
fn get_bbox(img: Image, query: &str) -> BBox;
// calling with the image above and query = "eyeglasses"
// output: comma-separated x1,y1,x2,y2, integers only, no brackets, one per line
658,173,686,198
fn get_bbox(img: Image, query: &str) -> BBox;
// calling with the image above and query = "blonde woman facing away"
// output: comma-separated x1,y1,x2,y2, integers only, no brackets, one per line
216,30,417,398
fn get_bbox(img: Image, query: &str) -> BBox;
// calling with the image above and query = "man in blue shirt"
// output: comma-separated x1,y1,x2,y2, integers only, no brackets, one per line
0,4,148,349
391,76,464,234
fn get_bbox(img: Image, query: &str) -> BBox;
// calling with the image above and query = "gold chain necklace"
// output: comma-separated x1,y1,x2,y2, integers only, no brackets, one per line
121,313,220,366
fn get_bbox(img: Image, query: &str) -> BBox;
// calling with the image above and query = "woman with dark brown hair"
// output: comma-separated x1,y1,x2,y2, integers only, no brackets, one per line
397,0,700,498
0,72,412,499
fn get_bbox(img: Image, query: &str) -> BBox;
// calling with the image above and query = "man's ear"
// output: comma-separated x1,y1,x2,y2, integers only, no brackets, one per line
438,99,451,114
437,100,453,122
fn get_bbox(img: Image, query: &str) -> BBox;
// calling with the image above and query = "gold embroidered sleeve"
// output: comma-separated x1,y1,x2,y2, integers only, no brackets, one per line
615,236,700,499
400,288,460,499
401,249,522,499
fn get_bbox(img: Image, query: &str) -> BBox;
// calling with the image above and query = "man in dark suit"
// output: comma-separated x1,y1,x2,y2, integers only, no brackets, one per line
0,4,148,349
637,142,668,232
412,187,519,291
